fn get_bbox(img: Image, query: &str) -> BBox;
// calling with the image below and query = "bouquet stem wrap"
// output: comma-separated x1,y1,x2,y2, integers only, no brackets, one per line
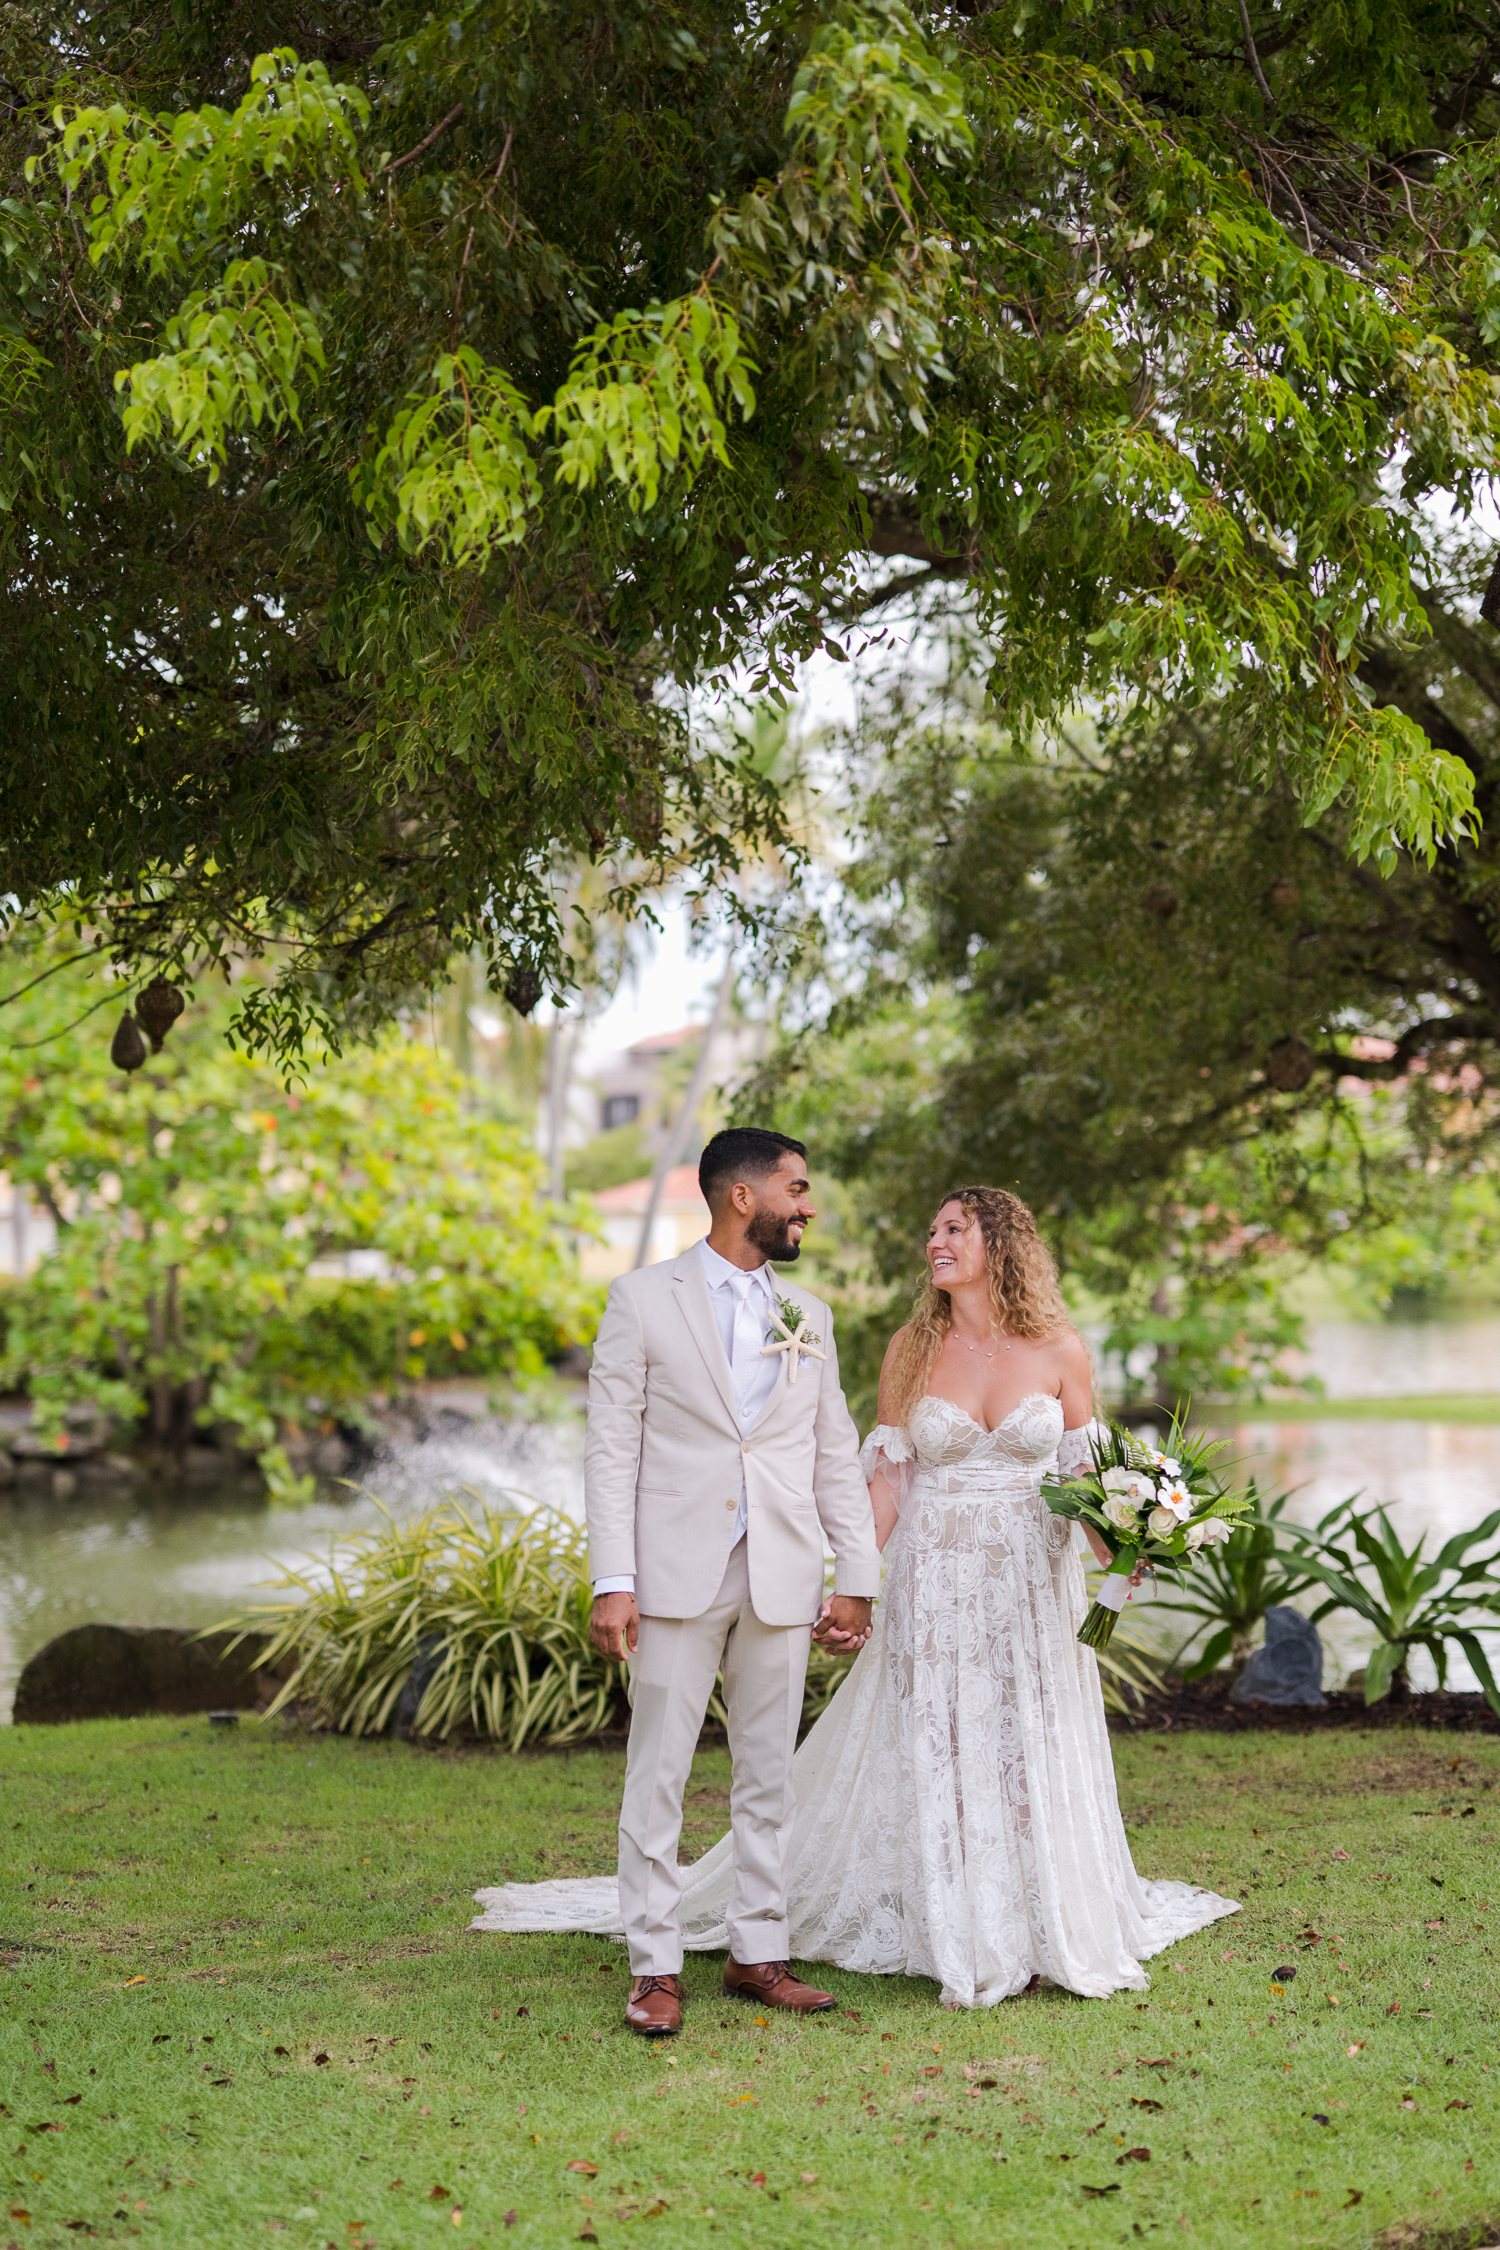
1079,1550,1138,1648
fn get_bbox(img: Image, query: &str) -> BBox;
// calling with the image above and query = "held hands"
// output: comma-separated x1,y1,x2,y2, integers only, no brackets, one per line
813,1595,873,1650
590,1591,640,1662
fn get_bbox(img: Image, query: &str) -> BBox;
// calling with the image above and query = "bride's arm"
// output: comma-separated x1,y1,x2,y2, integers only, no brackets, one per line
865,1332,908,1553
1056,1328,1113,1569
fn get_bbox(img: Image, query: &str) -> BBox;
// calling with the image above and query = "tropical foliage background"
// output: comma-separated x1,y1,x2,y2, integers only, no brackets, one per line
0,926,592,1479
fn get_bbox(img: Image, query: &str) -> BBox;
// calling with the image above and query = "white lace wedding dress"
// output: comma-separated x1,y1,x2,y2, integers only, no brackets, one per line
471,1394,1238,2006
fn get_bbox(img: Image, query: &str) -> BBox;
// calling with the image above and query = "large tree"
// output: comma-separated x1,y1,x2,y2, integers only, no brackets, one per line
748,525,1500,1403
3,1,1499,1058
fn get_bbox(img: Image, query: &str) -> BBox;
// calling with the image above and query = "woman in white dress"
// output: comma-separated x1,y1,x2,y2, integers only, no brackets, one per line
473,1185,1236,2007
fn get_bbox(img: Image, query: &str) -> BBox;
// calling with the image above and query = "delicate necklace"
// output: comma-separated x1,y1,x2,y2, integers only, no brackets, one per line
947,1328,1013,1358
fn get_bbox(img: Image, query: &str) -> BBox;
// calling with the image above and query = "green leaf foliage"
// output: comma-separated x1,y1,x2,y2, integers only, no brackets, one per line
1293,1499,1500,1715
4,5,1500,1055
0,929,592,1462
740,525,1500,1397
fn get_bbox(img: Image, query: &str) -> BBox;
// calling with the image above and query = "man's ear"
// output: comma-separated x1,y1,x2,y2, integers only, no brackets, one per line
728,1180,757,1217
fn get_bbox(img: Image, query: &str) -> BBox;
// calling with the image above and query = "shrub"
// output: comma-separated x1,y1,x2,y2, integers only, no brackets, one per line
220,1497,1164,1746
0,929,595,1471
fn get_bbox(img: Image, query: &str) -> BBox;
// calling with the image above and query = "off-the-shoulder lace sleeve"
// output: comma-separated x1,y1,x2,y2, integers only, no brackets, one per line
861,1422,915,1516
1055,1418,1105,1477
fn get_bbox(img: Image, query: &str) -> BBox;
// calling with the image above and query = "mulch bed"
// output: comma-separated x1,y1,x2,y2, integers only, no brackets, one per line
1116,1672,1500,1735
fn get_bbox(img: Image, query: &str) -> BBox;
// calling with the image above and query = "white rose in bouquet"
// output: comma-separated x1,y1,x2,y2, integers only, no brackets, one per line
1102,1493,1142,1533
1184,1515,1233,1553
1100,1467,1136,1496
1147,1504,1181,1540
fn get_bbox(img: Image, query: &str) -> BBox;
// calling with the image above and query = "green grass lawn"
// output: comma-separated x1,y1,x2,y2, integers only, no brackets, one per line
3,1719,1498,2250
1198,1395,1500,1424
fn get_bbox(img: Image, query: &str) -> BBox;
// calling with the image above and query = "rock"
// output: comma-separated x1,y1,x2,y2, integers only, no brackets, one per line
76,1452,138,1483
1229,1605,1326,1708
11,1625,279,1725
10,1403,113,1460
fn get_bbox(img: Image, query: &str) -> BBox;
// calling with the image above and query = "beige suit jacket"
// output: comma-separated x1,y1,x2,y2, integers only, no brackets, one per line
584,1248,880,1625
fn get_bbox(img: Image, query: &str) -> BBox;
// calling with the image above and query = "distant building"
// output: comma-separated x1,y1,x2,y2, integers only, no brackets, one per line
585,1022,758,1159
579,1164,710,1281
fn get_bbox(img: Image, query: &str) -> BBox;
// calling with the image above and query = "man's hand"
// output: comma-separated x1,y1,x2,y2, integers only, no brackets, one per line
812,1594,872,1650
590,1591,640,1662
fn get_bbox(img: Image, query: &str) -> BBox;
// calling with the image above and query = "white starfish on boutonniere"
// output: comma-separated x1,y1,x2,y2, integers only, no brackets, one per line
760,1295,827,1386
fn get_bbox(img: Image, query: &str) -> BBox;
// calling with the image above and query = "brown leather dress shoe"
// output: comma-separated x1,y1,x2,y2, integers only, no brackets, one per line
625,1973,682,2036
722,1957,835,2013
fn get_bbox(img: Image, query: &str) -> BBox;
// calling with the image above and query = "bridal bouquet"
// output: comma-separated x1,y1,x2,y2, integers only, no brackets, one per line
1042,1418,1250,1649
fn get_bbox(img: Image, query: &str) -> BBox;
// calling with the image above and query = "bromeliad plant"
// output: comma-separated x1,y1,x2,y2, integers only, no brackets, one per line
1292,1500,1500,1715
221,1498,627,1749
1043,1416,1251,1649
1143,1484,1326,1678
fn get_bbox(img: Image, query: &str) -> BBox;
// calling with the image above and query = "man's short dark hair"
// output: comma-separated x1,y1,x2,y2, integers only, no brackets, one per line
698,1127,808,1210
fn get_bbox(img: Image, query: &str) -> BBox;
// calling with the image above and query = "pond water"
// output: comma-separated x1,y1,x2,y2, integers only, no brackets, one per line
3,1320,1497,1719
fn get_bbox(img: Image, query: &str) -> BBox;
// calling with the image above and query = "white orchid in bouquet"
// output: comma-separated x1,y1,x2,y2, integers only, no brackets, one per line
1042,1416,1251,1649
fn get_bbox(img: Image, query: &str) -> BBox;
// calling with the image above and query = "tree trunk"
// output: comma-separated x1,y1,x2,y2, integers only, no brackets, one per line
633,951,736,1270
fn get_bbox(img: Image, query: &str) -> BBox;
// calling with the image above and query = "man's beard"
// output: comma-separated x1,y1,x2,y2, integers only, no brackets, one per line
746,1205,802,1262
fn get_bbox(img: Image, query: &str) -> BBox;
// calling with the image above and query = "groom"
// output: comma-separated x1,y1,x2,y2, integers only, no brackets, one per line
586,1126,879,2035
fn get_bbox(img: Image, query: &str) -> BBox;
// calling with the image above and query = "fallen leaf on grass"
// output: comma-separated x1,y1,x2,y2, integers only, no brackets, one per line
429,2186,451,2202
1080,2184,1121,2198
503,2214,517,2228
388,2181,403,2191
1130,2098,1163,2113
124,1977,147,1988
800,2173,818,2185
451,2210,463,2228
62,2096,82,2107
1387,2003,1401,2016
1272,1966,1296,1982
9,2209,31,2226
314,2054,330,2067
749,2173,767,2188
567,2164,598,2178
1446,2101,1471,2112
1117,2148,1151,2165
1343,2191,1363,2209
1347,2044,1366,2057
274,2047,289,2058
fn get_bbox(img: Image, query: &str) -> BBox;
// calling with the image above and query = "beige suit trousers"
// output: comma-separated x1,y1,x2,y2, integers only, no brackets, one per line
618,1540,811,1975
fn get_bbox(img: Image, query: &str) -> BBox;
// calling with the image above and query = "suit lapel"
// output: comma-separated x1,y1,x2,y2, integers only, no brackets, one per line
670,1248,738,1427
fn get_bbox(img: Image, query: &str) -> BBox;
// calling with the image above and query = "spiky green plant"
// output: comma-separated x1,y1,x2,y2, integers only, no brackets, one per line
1139,1483,1326,1678
219,1495,1169,1749
1293,1499,1500,1714
220,1496,626,1750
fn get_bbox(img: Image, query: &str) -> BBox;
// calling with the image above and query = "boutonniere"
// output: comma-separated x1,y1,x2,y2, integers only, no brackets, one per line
761,1295,827,1386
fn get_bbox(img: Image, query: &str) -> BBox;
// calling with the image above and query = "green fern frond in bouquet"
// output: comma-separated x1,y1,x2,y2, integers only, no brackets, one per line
1043,1413,1252,1649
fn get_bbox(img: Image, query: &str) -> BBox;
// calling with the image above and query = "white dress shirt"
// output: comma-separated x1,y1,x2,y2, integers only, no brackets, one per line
592,1238,780,1597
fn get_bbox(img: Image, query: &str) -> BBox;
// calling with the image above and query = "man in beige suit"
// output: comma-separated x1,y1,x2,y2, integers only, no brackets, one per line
586,1126,880,2035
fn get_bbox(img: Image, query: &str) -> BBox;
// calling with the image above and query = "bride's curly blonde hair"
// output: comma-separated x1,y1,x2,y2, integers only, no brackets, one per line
884,1185,1072,1425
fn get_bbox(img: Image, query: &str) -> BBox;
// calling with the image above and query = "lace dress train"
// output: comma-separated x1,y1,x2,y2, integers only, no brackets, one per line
472,1394,1237,2006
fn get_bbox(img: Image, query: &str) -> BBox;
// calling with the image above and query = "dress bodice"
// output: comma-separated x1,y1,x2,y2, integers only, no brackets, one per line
906,1391,1065,1471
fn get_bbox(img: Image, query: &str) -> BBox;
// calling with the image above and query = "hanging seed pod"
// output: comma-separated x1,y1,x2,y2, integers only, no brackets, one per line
110,1011,148,1073
504,966,543,1018
135,977,186,1052
1265,1036,1316,1093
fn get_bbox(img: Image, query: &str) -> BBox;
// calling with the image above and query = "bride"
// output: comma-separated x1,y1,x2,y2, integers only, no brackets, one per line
473,1185,1236,2007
